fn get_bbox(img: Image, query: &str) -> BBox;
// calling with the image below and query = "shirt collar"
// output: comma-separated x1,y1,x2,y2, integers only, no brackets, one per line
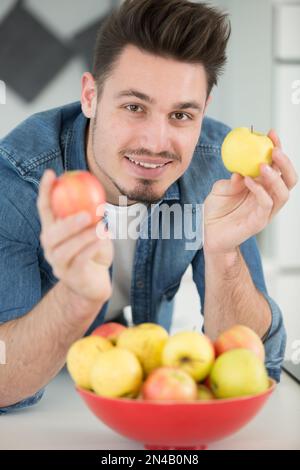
162,180,180,201
65,111,88,172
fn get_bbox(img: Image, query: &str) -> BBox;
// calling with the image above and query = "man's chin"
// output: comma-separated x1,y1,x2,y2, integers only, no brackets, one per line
117,180,165,204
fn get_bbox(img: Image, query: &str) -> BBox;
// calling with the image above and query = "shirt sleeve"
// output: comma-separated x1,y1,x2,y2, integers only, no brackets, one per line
192,236,286,383
0,170,45,412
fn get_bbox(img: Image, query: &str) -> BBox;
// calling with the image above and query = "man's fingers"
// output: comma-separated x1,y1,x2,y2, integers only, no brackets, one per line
74,237,113,269
244,176,274,214
37,170,57,228
230,173,245,193
267,129,282,149
260,163,290,215
212,175,246,196
271,149,299,190
41,211,92,251
50,226,99,270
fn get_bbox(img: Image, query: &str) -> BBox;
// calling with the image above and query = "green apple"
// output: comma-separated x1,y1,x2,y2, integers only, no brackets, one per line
162,331,215,382
210,348,269,399
117,323,168,376
221,127,273,178
66,336,113,389
90,348,143,398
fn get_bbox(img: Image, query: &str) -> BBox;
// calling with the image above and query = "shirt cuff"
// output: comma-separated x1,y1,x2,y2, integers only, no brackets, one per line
260,291,287,383
0,388,44,414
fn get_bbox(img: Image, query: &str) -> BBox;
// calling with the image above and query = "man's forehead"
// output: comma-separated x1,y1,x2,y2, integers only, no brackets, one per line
105,46,207,102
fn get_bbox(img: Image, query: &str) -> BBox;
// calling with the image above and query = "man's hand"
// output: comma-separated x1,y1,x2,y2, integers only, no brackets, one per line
37,170,113,304
204,130,298,254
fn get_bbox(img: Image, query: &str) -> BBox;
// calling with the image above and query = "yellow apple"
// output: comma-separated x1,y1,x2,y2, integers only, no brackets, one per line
66,336,112,389
197,384,215,400
161,331,215,382
221,127,274,178
210,348,269,399
90,347,143,398
116,323,168,376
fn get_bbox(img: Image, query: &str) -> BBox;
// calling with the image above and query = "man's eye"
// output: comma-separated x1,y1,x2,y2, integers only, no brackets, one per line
172,112,191,121
125,104,143,113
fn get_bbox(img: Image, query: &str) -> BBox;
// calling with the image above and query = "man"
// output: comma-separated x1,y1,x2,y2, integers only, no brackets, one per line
0,0,297,412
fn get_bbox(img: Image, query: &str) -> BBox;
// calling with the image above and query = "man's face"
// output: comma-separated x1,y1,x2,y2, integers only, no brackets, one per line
83,45,209,205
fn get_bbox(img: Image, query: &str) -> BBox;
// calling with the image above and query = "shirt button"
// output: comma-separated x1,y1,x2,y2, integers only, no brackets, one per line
137,280,144,289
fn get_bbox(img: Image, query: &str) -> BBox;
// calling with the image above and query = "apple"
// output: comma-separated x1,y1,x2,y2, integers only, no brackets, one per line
197,384,215,400
117,323,168,376
162,331,215,382
214,324,265,363
92,322,127,345
142,367,197,401
203,375,212,390
66,335,113,389
210,348,269,399
90,348,143,398
50,170,106,224
221,127,274,178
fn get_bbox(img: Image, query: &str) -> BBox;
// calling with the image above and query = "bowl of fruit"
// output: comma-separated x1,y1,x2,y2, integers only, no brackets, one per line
67,322,276,450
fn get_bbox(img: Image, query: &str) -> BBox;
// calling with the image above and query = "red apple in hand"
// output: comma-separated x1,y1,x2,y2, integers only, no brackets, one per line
214,325,265,363
92,322,127,345
142,367,197,402
50,171,106,224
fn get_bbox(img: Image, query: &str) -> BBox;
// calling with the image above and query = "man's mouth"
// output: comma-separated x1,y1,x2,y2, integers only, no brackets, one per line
125,156,172,169
123,155,173,179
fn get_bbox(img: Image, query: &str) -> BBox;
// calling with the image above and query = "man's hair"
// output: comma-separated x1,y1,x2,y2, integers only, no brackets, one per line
92,0,231,99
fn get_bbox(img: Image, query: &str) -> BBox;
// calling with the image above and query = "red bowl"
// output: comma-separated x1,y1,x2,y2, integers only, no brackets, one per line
77,379,276,450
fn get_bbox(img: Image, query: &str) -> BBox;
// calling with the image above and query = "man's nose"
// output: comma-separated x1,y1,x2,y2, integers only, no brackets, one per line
140,116,172,154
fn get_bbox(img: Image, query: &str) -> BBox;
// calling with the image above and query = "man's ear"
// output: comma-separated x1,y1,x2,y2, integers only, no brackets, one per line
81,72,97,119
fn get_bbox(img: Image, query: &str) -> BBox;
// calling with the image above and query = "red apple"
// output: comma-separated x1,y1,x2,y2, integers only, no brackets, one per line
214,325,265,363
92,322,127,345
142,367,197,402
50,171,106,224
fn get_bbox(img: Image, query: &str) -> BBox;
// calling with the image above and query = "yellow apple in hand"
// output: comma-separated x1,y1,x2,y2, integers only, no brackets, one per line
162,331,215,382
117,323,168,376
66,336,113,389
210,348,269,399
221,127,274,178
91,348,143,398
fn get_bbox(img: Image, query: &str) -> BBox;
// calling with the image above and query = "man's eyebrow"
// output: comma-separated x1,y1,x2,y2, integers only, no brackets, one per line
173,101,203,112
115,89,155,104
114,89,203,112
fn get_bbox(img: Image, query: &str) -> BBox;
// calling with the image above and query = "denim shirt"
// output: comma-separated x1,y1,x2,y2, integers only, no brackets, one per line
0,102,286,413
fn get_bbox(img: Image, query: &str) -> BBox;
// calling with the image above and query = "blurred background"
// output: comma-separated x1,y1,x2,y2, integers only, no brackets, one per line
0,0,299,368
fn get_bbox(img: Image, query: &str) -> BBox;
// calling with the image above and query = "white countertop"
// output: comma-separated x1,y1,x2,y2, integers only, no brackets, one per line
0,369,299,450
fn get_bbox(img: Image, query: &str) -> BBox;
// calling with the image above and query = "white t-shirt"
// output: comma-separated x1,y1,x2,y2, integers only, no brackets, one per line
104,202,148,322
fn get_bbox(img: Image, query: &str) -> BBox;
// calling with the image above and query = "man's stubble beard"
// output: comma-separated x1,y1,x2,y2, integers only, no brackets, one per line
91,116,166,205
